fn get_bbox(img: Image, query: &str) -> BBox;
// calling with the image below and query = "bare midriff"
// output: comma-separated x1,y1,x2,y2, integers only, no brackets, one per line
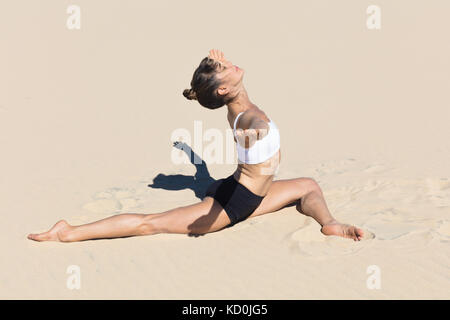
232,148,281,197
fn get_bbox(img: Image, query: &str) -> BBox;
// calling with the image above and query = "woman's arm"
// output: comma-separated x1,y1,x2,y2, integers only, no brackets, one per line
235,112,270,149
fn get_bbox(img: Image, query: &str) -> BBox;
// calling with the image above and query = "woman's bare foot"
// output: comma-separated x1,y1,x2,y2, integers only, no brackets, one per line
321,220,364,241
27,220,72,242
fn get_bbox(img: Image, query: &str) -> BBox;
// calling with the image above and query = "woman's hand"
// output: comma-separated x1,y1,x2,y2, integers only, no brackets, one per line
208,49,226,62
235,119,270,149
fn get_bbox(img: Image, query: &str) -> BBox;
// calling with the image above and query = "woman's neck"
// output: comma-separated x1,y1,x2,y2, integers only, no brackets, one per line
226,87,257,117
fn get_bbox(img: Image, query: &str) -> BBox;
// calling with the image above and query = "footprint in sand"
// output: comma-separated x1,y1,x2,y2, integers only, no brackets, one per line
361,219,422,240
362,179,392,192
375,229,435,251
322,185,364,210
284,220,375,259
82,198,122,214
82,187,143,214
363,163,393,174
433,220,450,241
360,208,436,250
313,158,359,176
364,178,425,205
425,178,450,208
307,158,396,178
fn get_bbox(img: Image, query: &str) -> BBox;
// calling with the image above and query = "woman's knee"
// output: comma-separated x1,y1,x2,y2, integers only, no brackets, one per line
139,214,161,236
295,177,322,195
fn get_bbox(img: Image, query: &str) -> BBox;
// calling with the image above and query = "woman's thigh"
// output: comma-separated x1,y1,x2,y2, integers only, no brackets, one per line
149,177,316,235
151,197,231,235
249,177,316,218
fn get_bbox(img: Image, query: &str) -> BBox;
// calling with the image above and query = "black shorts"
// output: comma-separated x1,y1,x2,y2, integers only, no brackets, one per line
204,174,265,226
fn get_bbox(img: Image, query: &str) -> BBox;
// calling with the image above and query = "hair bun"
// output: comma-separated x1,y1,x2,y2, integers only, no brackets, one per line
183,88,197,100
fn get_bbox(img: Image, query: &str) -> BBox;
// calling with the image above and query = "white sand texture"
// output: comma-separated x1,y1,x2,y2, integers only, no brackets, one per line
0,1,449,299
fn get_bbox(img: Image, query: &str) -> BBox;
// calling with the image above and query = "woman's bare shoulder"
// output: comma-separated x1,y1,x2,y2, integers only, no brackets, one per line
240,108,270,127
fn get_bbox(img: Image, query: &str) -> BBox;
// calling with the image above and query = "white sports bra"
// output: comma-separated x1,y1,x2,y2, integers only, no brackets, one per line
233,111,281,164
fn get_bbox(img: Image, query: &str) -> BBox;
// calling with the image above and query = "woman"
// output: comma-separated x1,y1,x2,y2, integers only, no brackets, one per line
28,49,363,242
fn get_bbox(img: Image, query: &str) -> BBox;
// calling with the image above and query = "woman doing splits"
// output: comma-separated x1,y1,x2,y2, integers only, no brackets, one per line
28,49,363,242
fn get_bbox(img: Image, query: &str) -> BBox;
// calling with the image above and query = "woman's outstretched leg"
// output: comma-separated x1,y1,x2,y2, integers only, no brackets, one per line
28,197,232,242
27,213,155,242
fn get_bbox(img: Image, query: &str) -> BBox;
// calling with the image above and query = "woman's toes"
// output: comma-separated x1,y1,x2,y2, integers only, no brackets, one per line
27,232,49,241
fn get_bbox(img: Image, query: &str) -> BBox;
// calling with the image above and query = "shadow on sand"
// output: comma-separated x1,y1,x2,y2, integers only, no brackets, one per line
147,141,216,201
146,141,297,238
147,141,222,237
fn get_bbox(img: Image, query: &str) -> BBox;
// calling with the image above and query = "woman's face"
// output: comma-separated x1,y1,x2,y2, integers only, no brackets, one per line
208,49,244,98
215,59,244,84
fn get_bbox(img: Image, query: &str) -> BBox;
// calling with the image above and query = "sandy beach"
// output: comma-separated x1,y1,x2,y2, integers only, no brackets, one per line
1,0,449,299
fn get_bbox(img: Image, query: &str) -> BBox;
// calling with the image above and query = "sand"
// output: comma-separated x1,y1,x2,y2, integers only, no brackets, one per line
0,0,449,299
